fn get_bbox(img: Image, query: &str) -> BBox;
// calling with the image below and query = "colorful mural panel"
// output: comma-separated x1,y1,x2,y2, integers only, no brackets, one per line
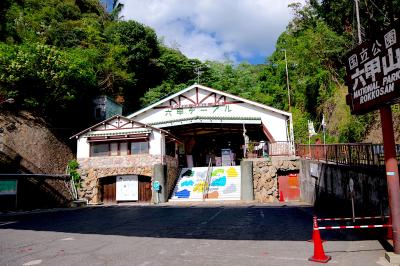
171,166,241,201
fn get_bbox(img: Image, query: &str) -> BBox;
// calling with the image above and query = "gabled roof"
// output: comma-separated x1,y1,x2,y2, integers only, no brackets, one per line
127,84,292,119
70,115,179,140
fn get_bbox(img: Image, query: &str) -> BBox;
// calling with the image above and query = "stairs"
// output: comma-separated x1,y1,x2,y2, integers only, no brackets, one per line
170,166,241,202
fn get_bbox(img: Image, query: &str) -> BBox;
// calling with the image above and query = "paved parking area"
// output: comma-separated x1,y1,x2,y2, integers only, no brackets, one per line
0,204,393,265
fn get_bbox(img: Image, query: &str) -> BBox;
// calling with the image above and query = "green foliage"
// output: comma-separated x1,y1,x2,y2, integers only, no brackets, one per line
312,0,400,42
0,0,386,144
140,82,187,106
0,43,96,112
68,159,81,188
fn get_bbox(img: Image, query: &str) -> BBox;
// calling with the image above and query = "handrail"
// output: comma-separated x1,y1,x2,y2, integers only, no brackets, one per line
246,141,293,158
65,165,78,201
296,143,400,167
203,158,213,200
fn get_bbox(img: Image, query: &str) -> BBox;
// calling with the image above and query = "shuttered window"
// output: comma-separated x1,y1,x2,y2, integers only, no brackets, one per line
90,141,149,157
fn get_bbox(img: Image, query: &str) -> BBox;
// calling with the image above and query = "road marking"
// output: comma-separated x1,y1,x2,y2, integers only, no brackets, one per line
0,221,17,226
268,256,308,262
23,259,42,265
60,237,75,241
200,209,223,225
260,210,265,219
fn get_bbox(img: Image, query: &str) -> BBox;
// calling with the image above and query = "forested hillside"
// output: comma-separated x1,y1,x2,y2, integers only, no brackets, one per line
0,0,399,143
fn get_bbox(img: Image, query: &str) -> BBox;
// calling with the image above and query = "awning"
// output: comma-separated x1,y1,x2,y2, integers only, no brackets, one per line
87,133,150,142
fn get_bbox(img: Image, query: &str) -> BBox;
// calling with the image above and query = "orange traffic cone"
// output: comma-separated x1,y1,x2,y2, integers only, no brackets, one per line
279,191,285,202
308,216,325,243
309,216,331,263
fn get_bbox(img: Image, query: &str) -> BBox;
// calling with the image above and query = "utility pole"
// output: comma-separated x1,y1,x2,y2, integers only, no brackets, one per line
195,66,201,84
355,0,362,44
284,49,291,112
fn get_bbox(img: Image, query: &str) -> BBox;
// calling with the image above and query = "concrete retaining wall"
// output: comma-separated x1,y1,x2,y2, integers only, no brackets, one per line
300,159,388,216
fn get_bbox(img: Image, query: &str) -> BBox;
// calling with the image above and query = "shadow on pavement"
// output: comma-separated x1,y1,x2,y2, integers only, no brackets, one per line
0,205,389,242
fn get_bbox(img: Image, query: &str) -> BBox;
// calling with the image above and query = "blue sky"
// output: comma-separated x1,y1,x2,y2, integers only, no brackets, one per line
116,0,305,65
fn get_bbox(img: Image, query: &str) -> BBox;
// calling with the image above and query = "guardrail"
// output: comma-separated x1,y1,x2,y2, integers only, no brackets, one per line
296,143,400,167
246,141,294,158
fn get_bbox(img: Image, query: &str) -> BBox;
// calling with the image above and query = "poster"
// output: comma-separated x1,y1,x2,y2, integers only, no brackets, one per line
172,166,241,201
116,175,138,201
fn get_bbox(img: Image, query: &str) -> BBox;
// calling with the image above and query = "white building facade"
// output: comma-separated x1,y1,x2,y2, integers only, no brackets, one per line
72,84,295,204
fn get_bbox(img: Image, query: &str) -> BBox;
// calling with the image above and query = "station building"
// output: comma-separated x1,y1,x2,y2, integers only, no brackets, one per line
72,84,296,204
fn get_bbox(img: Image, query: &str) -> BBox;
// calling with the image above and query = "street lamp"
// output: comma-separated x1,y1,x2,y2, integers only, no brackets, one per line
283,49,291,112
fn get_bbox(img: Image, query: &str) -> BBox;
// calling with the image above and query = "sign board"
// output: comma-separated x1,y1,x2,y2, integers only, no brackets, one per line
310,163,319,178
221,149,232,166
0,180,17,195
345,21,400,114
116,175,138,201
152,181,160,191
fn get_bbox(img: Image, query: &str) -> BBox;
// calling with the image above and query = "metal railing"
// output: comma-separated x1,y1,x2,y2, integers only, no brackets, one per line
246,141,294,158
296,143,400,167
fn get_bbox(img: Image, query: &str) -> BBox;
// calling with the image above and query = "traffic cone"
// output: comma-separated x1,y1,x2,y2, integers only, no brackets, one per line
308,216,325,243
279,191,285,202
309,216,331,263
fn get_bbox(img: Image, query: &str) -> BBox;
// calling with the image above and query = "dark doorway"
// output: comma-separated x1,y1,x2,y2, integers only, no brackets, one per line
166,123,265,167
138,176,152,202
101,176,116,204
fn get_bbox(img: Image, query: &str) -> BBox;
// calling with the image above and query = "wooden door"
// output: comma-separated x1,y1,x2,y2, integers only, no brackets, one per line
138,176,152,202
102,176,116,204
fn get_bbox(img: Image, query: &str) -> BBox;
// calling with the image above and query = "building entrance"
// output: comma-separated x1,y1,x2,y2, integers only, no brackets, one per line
166,123,267,167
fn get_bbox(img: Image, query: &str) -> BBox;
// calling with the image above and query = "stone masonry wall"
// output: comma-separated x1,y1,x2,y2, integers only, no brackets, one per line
165,156,179,198
0,111,74,209
77,155,178,203
252,157,300,203
0,111,74,174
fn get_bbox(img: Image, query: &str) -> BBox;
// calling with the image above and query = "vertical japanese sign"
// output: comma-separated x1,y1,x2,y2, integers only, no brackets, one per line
345,21,400,114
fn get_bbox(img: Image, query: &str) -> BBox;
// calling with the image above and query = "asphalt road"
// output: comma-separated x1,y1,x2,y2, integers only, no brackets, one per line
0,204,393,266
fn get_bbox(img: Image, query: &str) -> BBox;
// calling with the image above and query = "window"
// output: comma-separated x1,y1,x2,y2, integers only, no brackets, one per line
90,141,149,157
131,141,149,154
110,143,119,156
90,143,109,157
120,142,128,155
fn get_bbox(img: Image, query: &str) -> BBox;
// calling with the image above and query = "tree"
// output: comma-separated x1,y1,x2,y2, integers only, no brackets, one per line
110,0,124,21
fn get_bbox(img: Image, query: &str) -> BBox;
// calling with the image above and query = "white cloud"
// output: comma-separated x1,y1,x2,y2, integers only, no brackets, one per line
120,0,305,63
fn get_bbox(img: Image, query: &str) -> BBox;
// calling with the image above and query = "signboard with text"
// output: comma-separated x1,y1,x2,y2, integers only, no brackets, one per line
0,180,17,195
345,21,400,114
116,175,138,201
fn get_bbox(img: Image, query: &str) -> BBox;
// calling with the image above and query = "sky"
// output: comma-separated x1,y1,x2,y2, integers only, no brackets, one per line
116,0,305,65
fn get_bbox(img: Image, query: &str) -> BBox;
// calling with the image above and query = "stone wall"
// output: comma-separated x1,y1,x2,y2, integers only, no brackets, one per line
77,155,178,203
251,157,300,203
0,111,74,174
165,156,179,198
0,111,74,210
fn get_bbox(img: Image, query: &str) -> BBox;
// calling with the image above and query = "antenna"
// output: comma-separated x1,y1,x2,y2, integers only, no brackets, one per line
195,66,201,84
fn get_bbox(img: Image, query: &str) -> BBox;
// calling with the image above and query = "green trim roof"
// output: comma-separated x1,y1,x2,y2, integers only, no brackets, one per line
148,116,261,126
